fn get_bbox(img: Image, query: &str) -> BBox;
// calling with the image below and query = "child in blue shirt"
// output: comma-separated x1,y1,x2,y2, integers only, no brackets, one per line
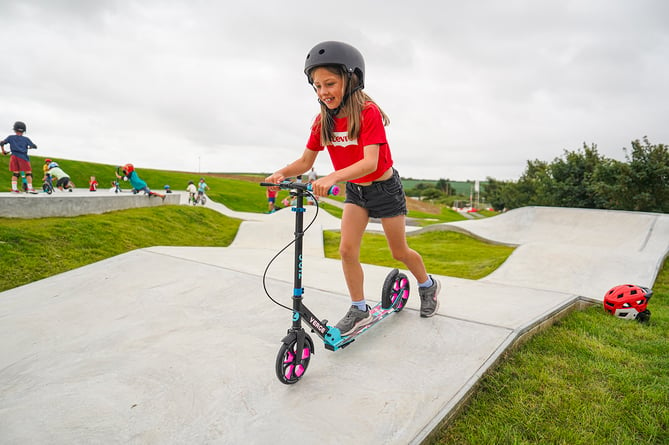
197,177,210,200
0,121,38,193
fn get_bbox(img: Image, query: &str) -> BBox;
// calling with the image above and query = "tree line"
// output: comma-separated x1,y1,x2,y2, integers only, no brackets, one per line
484,137,668,213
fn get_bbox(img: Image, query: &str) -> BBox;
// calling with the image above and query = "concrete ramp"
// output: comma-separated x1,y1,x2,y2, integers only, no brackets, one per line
230,205,343,256
0,190,180,218
1,204,668,444
426,207,669,299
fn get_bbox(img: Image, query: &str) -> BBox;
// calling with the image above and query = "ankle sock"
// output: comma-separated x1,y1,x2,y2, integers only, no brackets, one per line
419,276,433,288
352,300,367,311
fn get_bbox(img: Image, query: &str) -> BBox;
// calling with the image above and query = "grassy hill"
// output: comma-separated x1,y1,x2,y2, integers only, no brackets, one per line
0,154,286,213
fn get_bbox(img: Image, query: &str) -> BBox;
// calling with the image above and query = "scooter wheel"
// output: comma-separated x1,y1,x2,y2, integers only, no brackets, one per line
275,334,314,384
381,269,410,312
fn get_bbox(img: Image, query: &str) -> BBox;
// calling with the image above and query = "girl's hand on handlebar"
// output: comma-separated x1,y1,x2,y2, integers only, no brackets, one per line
310,175,338,197
264,172,285,191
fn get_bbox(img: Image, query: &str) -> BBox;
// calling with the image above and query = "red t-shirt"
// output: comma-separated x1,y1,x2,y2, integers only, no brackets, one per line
306,102,393,183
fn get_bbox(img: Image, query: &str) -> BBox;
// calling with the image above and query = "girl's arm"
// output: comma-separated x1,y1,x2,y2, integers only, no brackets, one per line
265,148,319,184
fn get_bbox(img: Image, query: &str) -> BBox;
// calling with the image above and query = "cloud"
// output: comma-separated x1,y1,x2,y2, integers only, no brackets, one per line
1,0,667,181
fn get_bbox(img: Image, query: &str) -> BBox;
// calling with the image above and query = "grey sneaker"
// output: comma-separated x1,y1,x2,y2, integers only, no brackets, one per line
419,276,441,318
335,305,374,335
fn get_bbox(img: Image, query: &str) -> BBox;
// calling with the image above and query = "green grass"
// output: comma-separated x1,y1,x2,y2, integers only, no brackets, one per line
427,259,669,445
0,206,241,291
477,209,500,218
408,207,468,226
324,230,513,279
320,201,344,218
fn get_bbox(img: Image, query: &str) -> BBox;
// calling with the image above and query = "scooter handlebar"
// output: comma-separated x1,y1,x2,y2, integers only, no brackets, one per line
260,181,339,196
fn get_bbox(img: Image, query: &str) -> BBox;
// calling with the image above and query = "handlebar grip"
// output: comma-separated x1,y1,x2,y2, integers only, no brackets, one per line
307,183,339,196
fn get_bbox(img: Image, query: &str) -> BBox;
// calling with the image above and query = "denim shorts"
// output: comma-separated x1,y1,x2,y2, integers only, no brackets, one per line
344,168,407,218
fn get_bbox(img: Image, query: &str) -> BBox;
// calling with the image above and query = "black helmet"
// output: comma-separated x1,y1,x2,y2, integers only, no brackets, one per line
13,121,26,132
304,41,365,90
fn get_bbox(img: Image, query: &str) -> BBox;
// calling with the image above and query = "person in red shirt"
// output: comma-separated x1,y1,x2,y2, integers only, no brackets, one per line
266,187,278,213
265,41,441,335
89,176,98,192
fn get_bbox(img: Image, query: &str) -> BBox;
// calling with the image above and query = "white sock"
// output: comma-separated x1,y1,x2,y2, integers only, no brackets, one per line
352,300,367,311
419,276,434,288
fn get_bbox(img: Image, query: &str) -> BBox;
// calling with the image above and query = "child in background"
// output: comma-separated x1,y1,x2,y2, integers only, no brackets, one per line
47,161,74,192
266,187,278,213
197,177,210,201
89,176,98,192
186,180,197,203
0,121,37,193
42,158,54,192
115,164,164,198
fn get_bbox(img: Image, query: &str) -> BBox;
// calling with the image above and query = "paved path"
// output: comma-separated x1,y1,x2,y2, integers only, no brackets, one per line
1,194,667,444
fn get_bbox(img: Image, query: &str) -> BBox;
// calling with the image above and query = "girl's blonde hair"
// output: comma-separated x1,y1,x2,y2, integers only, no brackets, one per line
310,65,390,146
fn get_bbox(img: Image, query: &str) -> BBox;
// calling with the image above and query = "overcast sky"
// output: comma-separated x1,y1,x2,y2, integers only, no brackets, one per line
2,0,667,181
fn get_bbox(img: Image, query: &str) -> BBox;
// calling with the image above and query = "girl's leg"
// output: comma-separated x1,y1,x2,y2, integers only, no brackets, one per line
382,214,441,317
339,203,370,302
335,202,375,335
380,214,429,283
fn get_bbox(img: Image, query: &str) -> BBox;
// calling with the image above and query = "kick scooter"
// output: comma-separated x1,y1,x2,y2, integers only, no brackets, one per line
260,181,410,385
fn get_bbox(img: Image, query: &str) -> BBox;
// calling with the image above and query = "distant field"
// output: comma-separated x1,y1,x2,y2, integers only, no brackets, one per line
401,178,486,196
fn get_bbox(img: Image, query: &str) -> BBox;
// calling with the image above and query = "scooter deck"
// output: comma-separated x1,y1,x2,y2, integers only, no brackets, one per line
323,301,399,351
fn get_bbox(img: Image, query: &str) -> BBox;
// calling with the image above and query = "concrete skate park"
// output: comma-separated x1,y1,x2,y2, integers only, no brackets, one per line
1,190,668,444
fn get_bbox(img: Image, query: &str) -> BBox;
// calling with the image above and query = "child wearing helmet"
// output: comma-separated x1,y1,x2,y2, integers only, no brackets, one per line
47,162,74,192
1,121,38,193
42,158,52,179
42,159,55,194
186,180,197,203
264,41,441,335
115,163,164,199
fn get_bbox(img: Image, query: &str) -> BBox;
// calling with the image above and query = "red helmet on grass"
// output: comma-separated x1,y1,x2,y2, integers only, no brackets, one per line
603,284,652,322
